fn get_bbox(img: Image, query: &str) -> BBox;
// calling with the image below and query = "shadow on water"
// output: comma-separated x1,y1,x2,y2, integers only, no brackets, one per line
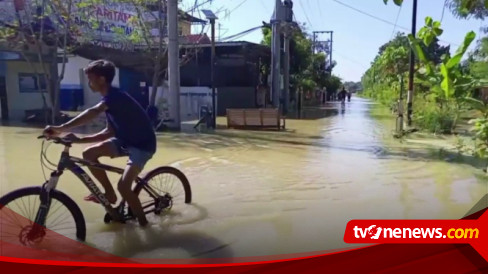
107,225,233,259
85,204,232,259
95,204,234,259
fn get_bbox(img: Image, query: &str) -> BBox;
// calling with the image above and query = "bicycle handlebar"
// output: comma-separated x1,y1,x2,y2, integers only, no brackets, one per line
37,135,73,146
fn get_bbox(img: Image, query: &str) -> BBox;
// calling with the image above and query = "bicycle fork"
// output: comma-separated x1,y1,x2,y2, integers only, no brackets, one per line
27,171,61,242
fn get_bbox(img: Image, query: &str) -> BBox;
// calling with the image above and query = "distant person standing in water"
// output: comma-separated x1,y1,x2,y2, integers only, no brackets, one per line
338,87,347,102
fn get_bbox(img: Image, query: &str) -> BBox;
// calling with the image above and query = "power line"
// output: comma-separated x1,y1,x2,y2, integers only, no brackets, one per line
298,0,314,29
440,0,448,22
316,0,325,19
332,49,368,69
331,0,409,31
391,5,402,40
330,0,458,46
228,0,250,14
191,0,198,17
185,0,214,13
259,0,269,11
307,0,314,11
220,25,263,41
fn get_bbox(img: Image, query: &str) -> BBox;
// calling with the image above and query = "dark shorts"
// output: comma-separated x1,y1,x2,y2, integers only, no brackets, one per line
108,138,154,169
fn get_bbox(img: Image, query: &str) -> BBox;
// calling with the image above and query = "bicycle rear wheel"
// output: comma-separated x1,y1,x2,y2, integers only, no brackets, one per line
135,166,192,216
0,187,86,246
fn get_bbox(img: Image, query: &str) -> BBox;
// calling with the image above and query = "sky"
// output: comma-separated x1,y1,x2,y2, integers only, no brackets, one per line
181,0,484,82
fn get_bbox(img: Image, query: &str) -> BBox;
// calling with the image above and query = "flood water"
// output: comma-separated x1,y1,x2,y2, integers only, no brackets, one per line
0,97,487,260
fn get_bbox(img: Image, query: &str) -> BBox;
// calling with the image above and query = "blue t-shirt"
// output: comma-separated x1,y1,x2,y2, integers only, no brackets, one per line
102,89,156,153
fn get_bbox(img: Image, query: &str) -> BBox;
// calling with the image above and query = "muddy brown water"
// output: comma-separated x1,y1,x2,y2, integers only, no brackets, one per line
0,97,486,259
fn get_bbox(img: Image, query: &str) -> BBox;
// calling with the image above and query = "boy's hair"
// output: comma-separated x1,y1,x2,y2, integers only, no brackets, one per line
84,59,116,84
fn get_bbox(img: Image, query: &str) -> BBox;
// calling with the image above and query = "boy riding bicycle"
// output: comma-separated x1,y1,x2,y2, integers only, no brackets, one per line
43,59,156,227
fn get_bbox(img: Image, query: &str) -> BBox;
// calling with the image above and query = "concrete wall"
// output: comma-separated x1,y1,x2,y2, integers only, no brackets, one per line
59,56,120,110
0,56,122,121
5,62,53,120
149,83,214,122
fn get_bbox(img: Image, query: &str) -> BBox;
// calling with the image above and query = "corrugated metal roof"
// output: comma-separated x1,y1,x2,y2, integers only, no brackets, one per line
181,40,270,48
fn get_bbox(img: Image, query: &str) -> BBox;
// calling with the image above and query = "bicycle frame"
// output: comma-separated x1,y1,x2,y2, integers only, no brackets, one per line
37,144,157,224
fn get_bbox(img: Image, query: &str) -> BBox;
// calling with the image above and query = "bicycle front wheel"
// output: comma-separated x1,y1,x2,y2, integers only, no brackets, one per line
0,187,86,246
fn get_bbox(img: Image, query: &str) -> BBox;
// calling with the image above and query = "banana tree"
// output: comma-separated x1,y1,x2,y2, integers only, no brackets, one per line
408,17,477,131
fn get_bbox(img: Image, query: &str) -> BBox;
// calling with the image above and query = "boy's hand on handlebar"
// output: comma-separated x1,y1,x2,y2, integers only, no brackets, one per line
64,133,81,143
43,125,63,138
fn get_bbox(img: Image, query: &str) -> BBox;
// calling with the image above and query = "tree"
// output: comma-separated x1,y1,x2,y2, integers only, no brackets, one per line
448,0,488,19
344,81,362,93
0,0,76,124
384,0,488,18
324,75,342,95
378,32,409,56
468,37,488,79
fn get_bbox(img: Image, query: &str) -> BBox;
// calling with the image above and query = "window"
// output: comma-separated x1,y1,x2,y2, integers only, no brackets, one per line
18,73,48,93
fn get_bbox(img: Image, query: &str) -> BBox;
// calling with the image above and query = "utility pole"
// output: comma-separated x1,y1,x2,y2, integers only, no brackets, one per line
407,0,418,126
329,31,333,71
396,72,405,136
312,31,334,72
167,0,181,129
271,0,282,109
210,18,216,128
281,0,293,115
202,10,218,128
283,29,290,116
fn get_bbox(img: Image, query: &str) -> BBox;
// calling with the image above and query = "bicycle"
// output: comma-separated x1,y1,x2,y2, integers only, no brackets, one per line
0,135,192,245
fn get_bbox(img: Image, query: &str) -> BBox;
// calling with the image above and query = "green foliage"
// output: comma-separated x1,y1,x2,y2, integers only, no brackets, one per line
448,0,488,19
362,17,481,134
344,81,362,93
470,117,488,158
464,98,488,158
468,37,488,79
324,75,342,94
418,17,444,46
383,0,403,6
409,23,477,102
413,101,457,134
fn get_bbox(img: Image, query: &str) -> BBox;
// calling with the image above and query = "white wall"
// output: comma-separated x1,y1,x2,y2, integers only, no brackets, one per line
58,55,120,110
2,56,122,121
6,62,53,120
149,82,216,122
